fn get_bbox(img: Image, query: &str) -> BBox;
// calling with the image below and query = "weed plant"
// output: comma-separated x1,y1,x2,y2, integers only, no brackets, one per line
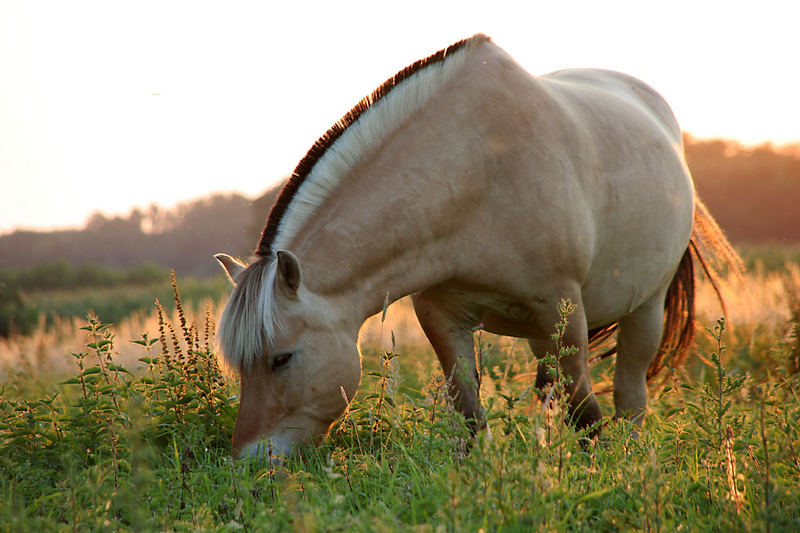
1,278,799,531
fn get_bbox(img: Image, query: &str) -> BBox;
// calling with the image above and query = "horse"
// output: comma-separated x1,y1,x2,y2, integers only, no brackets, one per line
215,34,738,459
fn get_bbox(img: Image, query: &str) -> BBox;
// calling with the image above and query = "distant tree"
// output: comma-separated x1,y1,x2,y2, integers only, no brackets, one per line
686,136,800,243
142,204,179,233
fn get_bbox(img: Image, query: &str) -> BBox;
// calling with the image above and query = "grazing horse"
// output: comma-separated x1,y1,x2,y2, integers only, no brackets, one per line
215,34,737,459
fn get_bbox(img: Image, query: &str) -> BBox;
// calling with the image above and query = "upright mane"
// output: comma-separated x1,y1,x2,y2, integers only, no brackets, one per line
255,33,489,257
219,34,489,368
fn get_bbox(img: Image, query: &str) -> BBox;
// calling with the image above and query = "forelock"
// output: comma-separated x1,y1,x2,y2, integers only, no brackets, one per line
217,258,282,369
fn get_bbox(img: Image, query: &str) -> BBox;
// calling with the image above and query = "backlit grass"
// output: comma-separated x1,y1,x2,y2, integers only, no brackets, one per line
1,271,799,531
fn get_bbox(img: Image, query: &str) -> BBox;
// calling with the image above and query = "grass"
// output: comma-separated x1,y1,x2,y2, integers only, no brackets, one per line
737,243,800,272
1,270,800,531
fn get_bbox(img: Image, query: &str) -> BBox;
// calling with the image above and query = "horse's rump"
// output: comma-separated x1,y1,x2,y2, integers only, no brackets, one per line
590,198,742,387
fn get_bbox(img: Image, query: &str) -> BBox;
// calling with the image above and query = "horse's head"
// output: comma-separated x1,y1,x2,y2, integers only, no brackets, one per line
215,251,361,460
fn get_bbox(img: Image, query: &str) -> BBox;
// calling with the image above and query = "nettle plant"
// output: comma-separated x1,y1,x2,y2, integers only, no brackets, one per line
0,272,237,521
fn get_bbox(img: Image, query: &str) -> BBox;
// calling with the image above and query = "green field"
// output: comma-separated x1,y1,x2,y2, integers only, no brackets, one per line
1,267,799,531
0,262,230,338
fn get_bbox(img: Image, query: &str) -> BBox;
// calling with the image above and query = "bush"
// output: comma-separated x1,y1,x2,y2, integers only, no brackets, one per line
0,282,39,337
0,261,169,293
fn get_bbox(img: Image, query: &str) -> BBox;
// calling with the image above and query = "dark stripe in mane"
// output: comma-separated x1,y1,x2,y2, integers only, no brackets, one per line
255,34,488,256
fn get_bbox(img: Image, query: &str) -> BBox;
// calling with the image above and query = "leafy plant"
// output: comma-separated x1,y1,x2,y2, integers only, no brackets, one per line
0,272,236,528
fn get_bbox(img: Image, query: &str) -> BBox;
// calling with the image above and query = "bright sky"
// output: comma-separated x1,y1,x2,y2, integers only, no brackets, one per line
1,0,798,234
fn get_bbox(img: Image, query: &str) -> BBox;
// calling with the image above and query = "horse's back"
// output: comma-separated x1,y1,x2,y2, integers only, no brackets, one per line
542,68,683,145
452,47,694,326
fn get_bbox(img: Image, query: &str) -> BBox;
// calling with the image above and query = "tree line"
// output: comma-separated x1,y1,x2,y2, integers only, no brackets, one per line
0,193,263,279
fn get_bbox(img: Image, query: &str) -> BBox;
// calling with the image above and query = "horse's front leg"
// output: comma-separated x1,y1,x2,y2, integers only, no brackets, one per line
412,291,484,432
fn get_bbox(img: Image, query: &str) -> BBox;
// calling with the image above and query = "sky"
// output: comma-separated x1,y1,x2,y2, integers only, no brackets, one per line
1,0,799,234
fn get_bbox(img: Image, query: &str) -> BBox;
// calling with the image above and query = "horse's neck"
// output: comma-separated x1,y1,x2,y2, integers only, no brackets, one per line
281,42,522,323
289,109,486,322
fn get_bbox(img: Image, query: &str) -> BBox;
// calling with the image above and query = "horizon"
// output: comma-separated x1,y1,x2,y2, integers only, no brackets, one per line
1,133,795,239
2,1,799,235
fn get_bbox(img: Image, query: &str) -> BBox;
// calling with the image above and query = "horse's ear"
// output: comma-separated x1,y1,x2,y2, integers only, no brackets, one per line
276,250,301,297
214,253,246,285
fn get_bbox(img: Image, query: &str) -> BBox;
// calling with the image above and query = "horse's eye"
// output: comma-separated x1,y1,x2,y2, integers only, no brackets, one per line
271,351,293,371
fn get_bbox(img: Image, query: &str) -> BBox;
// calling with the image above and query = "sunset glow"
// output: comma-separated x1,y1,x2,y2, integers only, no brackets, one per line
1,0,798,234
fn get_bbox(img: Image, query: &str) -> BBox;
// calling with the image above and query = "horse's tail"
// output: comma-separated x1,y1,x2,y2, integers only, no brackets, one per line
589,198,743,382
645,198,744,380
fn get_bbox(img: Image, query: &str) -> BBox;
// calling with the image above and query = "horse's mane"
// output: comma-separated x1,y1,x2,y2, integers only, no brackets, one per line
255,34,489,257
219,34,489,369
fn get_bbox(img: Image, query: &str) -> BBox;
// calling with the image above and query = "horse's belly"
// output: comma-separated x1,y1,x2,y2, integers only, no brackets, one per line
478,307,549,338
440,288,573,339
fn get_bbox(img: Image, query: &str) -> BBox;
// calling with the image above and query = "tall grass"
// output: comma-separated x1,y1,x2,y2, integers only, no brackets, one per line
1,268,799,530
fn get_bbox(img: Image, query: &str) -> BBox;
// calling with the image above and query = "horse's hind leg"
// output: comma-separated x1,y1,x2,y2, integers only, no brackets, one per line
527,305,602,435
613,291,667,425
412,291,484,431
526,333,554,393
